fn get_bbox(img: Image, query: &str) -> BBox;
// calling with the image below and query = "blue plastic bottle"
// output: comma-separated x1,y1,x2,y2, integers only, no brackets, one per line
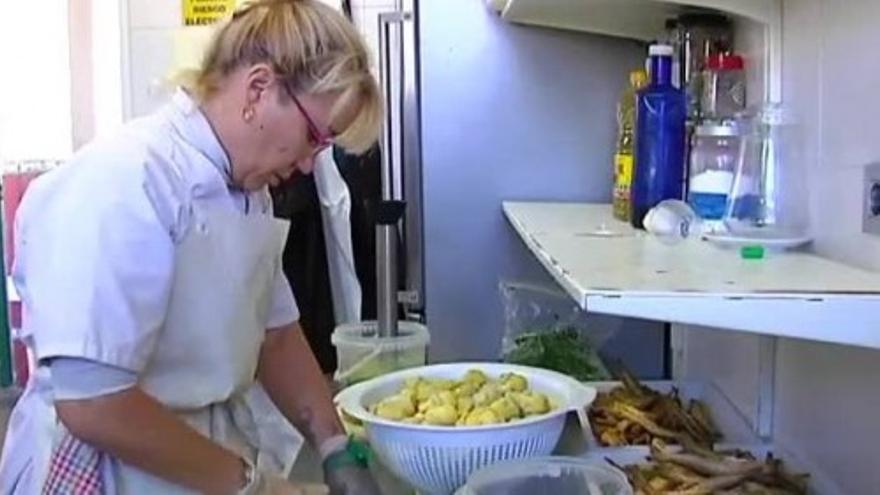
631,44,688,229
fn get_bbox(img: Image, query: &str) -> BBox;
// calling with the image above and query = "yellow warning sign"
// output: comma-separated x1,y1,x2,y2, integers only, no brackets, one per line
183,0,236,26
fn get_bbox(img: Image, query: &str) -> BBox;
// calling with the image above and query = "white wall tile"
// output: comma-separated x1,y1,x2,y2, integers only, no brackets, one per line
128,0,182,29
818,0,880,171
783,0,880,269
128,28,177,118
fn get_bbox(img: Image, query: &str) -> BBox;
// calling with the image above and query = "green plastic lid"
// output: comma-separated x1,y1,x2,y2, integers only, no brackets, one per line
741,245,765,260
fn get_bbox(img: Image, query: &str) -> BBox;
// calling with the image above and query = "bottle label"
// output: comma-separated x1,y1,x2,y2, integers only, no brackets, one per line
613,154,634,220
614,154,633,186
688,191,728,220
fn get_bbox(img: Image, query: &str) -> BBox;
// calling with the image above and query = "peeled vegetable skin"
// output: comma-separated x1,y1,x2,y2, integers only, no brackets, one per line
370,369,554,426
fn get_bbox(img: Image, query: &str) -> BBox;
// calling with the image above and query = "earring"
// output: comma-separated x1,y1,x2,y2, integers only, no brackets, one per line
242,106,255,123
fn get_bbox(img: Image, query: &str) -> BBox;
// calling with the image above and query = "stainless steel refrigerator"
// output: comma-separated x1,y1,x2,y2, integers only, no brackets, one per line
378,0,667,375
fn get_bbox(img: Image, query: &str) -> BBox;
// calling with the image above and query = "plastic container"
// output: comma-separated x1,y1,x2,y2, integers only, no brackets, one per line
687,123,740,231
701,53,746,119
500,281,612,382
331,321,429,386
458,457,633,495
631,44,688,229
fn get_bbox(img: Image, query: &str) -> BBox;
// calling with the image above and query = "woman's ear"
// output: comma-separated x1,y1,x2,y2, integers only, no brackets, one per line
244,63,275,106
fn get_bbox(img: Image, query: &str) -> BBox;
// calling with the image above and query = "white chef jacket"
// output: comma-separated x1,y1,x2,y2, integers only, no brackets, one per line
14,88,299,374
0,89,303,494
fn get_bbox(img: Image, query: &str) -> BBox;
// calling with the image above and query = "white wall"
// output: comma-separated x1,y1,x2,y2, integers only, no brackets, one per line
418,0,668,368
789,0,880,271
681,3,880,493
123,0,183,118
92,0,126,137
775,1,880,491
0,0,73,161
123,0,352,119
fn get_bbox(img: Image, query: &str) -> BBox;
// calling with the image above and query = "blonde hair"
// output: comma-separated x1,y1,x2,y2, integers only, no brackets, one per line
188,0,381,153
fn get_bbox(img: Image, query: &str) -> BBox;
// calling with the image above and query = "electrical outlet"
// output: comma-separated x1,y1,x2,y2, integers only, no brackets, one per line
863,163,880,236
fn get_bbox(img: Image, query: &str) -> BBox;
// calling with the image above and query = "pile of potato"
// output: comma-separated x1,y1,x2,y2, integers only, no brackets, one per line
371,369,554,426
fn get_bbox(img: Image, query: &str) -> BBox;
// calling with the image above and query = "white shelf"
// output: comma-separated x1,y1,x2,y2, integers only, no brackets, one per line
503,202,880,349
500,0,780,41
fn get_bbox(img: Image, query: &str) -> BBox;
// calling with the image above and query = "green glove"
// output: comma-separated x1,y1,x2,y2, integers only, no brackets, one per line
322,439,381,495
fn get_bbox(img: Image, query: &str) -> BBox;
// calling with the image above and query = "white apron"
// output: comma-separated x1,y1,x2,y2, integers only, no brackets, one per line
0,200,304,493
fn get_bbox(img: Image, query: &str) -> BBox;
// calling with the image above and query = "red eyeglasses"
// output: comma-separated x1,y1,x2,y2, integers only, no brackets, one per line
288,91,334,155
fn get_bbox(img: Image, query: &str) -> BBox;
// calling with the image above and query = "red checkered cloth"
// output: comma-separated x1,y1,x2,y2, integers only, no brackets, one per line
42,433,104,494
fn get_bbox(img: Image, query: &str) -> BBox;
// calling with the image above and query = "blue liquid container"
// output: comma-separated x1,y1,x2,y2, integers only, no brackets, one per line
631,45,688,229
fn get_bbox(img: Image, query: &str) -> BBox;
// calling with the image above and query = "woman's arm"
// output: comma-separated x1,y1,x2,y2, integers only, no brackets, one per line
55,388,245,494
257,322,345,448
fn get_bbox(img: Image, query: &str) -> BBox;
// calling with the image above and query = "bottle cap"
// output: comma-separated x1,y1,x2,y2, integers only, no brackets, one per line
740,245,765,260
695,123,740,137
629,69,648,88
648,44,675,57
706,53,745,70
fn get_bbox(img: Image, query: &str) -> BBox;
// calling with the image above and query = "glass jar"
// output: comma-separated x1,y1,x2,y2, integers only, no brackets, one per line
722,104,810,245
687,123,740,230
701,53,746,120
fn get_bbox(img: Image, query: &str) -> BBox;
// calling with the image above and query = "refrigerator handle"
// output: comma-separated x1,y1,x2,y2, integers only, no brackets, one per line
378,11,410,202
378,12,393,201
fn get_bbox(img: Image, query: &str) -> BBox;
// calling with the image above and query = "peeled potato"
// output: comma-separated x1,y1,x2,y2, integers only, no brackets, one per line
510,391,551,415
372,368,555,426
489,396,522,422
424,404,458,426
375,396,416,420
464,407,500,426
457,396,474,417
463,369,489,387
501,373,528,393
434,379,457,390
415,381,435,402
473,383,502,407
454,382,478,398
437,390,456,407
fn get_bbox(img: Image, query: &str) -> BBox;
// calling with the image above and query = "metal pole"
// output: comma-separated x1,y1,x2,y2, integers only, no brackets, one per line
376,200,406,338
376,223,398,337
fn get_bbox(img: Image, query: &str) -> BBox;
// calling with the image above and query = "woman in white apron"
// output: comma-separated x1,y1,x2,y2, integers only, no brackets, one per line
0,1,382,494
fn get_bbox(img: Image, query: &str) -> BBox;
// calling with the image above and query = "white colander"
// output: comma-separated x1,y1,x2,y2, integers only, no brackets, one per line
334,362,597,494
